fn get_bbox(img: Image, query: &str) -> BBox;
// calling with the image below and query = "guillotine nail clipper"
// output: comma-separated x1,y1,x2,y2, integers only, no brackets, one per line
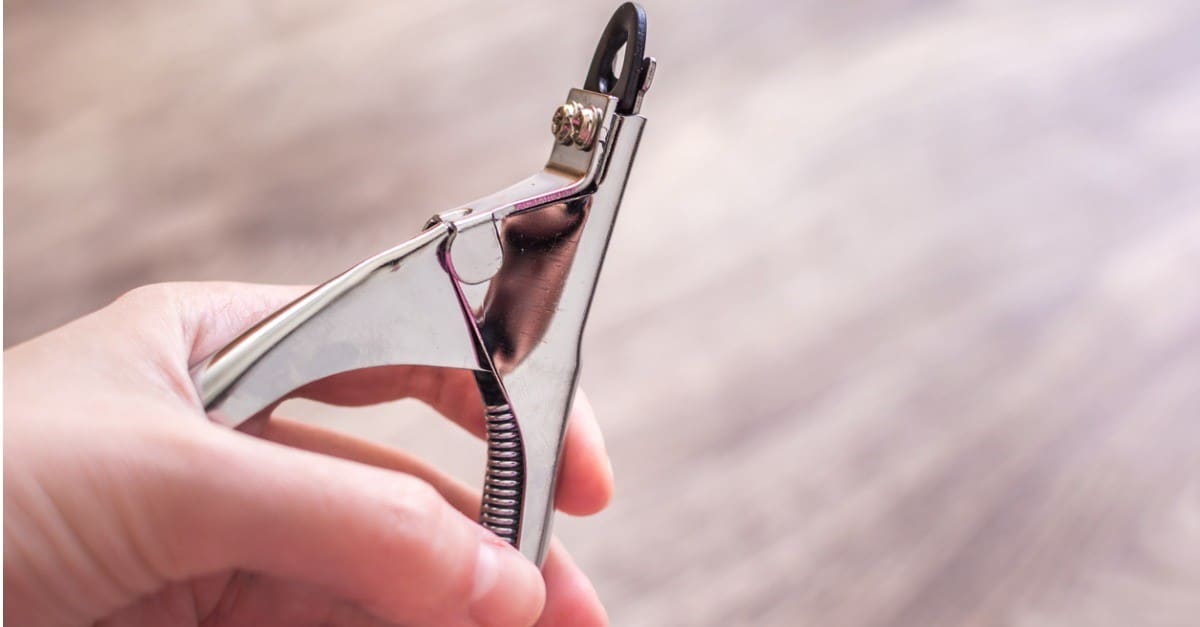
190,3,654,565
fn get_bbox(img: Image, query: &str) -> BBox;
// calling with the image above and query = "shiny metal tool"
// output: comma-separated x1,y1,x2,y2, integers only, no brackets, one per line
190,3,654,565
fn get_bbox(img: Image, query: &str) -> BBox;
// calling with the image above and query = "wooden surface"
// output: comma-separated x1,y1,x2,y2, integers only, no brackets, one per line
7,1,1200,625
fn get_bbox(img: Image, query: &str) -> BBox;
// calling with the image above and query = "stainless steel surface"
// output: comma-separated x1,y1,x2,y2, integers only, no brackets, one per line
189,31,650,564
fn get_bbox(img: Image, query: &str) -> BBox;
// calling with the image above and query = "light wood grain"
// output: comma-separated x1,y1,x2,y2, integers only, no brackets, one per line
7,1,1200,625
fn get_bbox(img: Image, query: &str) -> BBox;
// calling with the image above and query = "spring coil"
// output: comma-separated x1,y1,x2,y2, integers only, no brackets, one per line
480,403,524,545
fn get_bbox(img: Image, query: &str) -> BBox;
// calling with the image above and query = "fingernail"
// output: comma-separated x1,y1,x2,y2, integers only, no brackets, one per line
470,537,545,626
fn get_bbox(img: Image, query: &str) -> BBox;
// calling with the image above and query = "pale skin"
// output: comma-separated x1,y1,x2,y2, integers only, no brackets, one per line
4,282,614,627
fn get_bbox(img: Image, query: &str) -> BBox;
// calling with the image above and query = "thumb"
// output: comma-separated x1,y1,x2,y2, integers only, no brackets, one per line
169,281,311,364
149,428,545,626
90,281,309,368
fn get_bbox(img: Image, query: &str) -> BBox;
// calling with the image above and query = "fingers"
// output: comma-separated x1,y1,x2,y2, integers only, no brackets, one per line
259,418,608,626
257,418,478,515
552,392,613,516
129,281,613,515
96,573,404,627
292,372,614,516
289,365,473,411
537,539,608,627
257,414,609,521
150,429,545,627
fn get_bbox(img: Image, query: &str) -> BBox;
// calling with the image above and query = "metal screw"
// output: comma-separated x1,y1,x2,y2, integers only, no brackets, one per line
551,102,577,144
551,101,603,149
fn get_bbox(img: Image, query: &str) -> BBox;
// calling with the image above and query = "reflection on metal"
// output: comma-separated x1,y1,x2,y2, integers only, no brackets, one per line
191,2,654,566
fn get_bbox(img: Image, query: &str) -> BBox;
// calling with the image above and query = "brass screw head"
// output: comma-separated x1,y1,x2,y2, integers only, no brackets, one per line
551,102,578,144
551,101,603,149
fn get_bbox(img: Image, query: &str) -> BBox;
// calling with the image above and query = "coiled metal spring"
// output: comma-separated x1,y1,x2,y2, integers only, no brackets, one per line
480,403,524,545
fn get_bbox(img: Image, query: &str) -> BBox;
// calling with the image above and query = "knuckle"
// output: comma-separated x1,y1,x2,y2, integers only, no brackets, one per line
377,477,478,619
397,477,445,524
379,477,450,550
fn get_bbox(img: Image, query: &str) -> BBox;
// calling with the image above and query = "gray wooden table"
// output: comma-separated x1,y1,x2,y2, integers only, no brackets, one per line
7,1,1200,624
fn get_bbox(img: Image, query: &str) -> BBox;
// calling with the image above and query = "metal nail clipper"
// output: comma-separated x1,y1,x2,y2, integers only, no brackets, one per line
191,3,654,565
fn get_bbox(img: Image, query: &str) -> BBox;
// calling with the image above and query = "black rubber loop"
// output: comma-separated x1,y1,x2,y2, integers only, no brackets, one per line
584,3,648,115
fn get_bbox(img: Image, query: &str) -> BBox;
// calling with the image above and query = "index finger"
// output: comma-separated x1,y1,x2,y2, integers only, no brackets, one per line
291,370,614,516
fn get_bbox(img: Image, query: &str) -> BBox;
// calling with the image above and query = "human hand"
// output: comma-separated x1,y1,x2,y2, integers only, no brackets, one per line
4,282,613,627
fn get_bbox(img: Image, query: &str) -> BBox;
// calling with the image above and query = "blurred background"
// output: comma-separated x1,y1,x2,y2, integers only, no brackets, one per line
6,0,1200,625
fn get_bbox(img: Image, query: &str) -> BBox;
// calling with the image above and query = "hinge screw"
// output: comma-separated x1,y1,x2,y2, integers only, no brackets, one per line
551,101,603,149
